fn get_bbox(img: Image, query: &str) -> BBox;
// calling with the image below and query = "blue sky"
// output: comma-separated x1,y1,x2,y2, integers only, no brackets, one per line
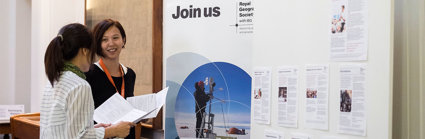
174,62,251,123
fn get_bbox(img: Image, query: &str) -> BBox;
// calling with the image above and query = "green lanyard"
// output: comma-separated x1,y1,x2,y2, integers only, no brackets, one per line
63,62,86,79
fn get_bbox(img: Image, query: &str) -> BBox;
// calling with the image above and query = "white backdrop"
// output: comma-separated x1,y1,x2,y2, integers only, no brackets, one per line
164,0,393,138
251,0,392,139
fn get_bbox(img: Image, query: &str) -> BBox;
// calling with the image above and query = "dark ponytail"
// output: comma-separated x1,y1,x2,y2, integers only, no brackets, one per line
44,23,95,86
44,36,65,86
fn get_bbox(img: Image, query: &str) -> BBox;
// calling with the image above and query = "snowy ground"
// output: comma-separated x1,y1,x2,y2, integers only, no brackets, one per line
175,121,250,139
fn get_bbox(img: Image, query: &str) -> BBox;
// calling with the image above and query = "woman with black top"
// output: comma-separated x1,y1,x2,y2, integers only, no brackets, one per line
85,19,137,139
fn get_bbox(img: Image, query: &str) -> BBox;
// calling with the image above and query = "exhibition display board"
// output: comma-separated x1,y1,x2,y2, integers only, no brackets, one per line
164,0,393,138
163,0,253,138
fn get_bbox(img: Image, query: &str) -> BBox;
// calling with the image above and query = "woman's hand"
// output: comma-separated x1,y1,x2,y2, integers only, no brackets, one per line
94,123,111,128
104,121,135,138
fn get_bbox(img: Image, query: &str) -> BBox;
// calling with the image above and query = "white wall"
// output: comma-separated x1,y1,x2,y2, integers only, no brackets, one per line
15,0,32,113
0,0,31,113
31,0,85,112
0,0,17,105
393,0,425,138
252,0,393,138
0,0,84,113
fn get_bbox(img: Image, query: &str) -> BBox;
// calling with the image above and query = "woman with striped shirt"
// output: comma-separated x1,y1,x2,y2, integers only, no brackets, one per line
41,23,134,138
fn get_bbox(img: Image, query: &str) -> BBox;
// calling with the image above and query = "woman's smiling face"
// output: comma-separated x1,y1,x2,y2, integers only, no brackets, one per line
101,26,125,60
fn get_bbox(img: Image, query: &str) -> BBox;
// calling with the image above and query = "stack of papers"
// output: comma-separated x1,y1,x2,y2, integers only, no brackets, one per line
94,87,168,124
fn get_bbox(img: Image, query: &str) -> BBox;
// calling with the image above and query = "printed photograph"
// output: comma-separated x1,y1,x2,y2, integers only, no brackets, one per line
254,88,262,99
340,89,352,112
173,62,251,139
331,2,347,34
278,87,287,102
306,88,317,98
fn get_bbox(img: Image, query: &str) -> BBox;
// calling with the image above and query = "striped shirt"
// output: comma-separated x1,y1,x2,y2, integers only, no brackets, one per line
40,71,105,139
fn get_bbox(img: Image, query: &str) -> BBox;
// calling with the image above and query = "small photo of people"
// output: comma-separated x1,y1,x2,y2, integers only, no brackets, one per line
254,88,262,99
278,87,287,102
331,5,346,34
340,89,352,112
306,88,317,98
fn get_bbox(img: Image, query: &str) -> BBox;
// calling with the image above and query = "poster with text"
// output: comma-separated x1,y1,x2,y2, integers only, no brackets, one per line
277,66,299,128
330,0,368,61
304,65,329,130
253,67,271,124
338,64,367,136
164,0,254,138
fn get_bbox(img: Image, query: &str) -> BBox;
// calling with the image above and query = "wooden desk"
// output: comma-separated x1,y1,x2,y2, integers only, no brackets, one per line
0,122,11,139
10,113,40,139
0,123,11,134
135,122,153,139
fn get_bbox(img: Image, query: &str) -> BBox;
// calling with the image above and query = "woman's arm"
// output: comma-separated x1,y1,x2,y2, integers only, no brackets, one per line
65,84,105,138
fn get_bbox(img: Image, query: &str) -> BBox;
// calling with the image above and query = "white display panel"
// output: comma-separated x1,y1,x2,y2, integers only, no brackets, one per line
250,0,392,139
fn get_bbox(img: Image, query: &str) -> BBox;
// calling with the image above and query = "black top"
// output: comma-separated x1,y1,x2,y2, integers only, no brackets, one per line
85,64,136,139
85,64,136,108
194,90,211,114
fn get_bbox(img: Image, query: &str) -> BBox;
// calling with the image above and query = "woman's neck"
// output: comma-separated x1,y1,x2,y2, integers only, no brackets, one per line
101,58,121,77
70,52,88,72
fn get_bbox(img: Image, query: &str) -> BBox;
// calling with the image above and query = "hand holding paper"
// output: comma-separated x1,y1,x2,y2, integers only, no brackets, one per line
94,87,169,124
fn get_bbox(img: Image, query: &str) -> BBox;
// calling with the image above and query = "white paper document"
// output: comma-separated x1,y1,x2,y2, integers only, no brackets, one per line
338,64,367,136
264,129,284,139
94,87,169,124
330,0,368,61
291,133,311,139
253,67,272,124
127,87,168,119
319,136,345,139
304,65,329,130
0,105,24,123
277,66,298,128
